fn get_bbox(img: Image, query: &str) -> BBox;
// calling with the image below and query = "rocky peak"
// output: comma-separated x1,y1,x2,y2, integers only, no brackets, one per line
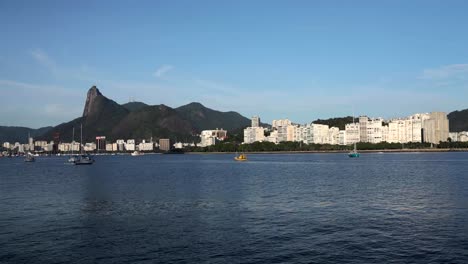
82,86,103,117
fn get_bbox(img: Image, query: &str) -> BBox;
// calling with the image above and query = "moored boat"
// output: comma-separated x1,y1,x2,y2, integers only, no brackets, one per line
24,152,35,162
234,152,247,161
74,154,94,165
131,151,144,156
74,124,95,165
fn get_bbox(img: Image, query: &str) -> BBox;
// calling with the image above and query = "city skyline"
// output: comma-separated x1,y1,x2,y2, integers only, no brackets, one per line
2,1,468,128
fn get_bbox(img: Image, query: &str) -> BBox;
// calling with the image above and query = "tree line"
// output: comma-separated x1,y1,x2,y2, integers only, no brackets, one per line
186,141,468,153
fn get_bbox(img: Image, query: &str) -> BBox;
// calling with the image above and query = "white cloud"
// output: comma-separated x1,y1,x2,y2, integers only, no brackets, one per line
153,65,174,78
30,48,58,74
420,64,468,80
0,79,83,127
29,49,100,83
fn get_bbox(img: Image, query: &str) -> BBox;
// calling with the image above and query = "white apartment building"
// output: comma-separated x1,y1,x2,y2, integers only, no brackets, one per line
58,143,71,152
173,142,184,149
251,116,260,127
58,142,79,152
266,130,279,144
272,119,292,129
106,143,114,152
450,131,468,142
338,131,347,145
199,129,227,147
385,113,431,143
307,123,330,144
126,139,136,151
2,142,10,149
344,123,360,145
328,127,340,145
138,140,154,151
35,141,48,148
84,142,96,152
277,124,296,142
359,116,384,144
244,127,265,144
43,143,53,152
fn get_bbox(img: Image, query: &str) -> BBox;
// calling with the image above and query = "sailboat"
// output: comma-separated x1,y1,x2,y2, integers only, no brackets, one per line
348,142,360,158
24,152,35,162
24,133,35,162
348,114,360,158
74,124,95,165
68,127,79,163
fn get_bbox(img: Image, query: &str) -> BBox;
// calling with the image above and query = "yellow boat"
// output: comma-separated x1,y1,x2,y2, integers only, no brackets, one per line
234,153,247,161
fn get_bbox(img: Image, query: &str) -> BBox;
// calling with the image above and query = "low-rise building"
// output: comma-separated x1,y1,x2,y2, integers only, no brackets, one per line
125,139,136,151
199,129,227,147
84,143,96,152
106,143,114,152
138,140,154,151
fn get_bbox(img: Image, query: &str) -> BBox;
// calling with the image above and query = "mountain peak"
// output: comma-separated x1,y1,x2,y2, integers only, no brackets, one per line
82,86,104,117
177,102,206,110
187,102,204,107
89,85,102,95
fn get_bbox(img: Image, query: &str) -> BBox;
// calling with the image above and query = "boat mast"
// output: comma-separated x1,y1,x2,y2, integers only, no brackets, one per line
80,124,83,154
72,127,74,155
353,109,357,152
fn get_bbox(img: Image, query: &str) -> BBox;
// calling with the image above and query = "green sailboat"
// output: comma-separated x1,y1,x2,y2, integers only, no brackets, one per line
348,142,360,158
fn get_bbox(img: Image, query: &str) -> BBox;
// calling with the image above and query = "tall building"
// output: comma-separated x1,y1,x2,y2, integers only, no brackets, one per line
159,139,171,151
308,123,330,144
344,123,360,145
243,127,265,143
272,119,292,129
422,112,449,144
251,116,260,127
358,116,384,143
359,116,369,142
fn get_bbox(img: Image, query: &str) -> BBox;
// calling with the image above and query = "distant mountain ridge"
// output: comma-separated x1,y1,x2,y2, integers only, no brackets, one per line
38,86,251,142
3,85,468,143
176,102,250,132
313,116,354,130
0,126,53,143
448,109,468,132
122,101,149,112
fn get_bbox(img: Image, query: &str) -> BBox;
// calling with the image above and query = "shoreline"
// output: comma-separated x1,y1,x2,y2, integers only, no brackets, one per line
186,148,468,154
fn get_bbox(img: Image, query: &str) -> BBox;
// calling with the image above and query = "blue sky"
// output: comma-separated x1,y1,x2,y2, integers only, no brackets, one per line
1,0,468,128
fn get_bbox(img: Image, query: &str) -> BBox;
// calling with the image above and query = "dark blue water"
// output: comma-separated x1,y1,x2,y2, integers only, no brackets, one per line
1,153,468,263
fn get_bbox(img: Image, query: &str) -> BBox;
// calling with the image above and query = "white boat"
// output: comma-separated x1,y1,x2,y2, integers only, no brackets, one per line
131,151,144,156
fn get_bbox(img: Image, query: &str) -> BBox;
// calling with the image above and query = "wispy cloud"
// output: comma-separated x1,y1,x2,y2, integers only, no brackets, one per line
0,79,83,127
30,48,58,74
29,48,99,83
153,65,174,78
420,64,468,80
